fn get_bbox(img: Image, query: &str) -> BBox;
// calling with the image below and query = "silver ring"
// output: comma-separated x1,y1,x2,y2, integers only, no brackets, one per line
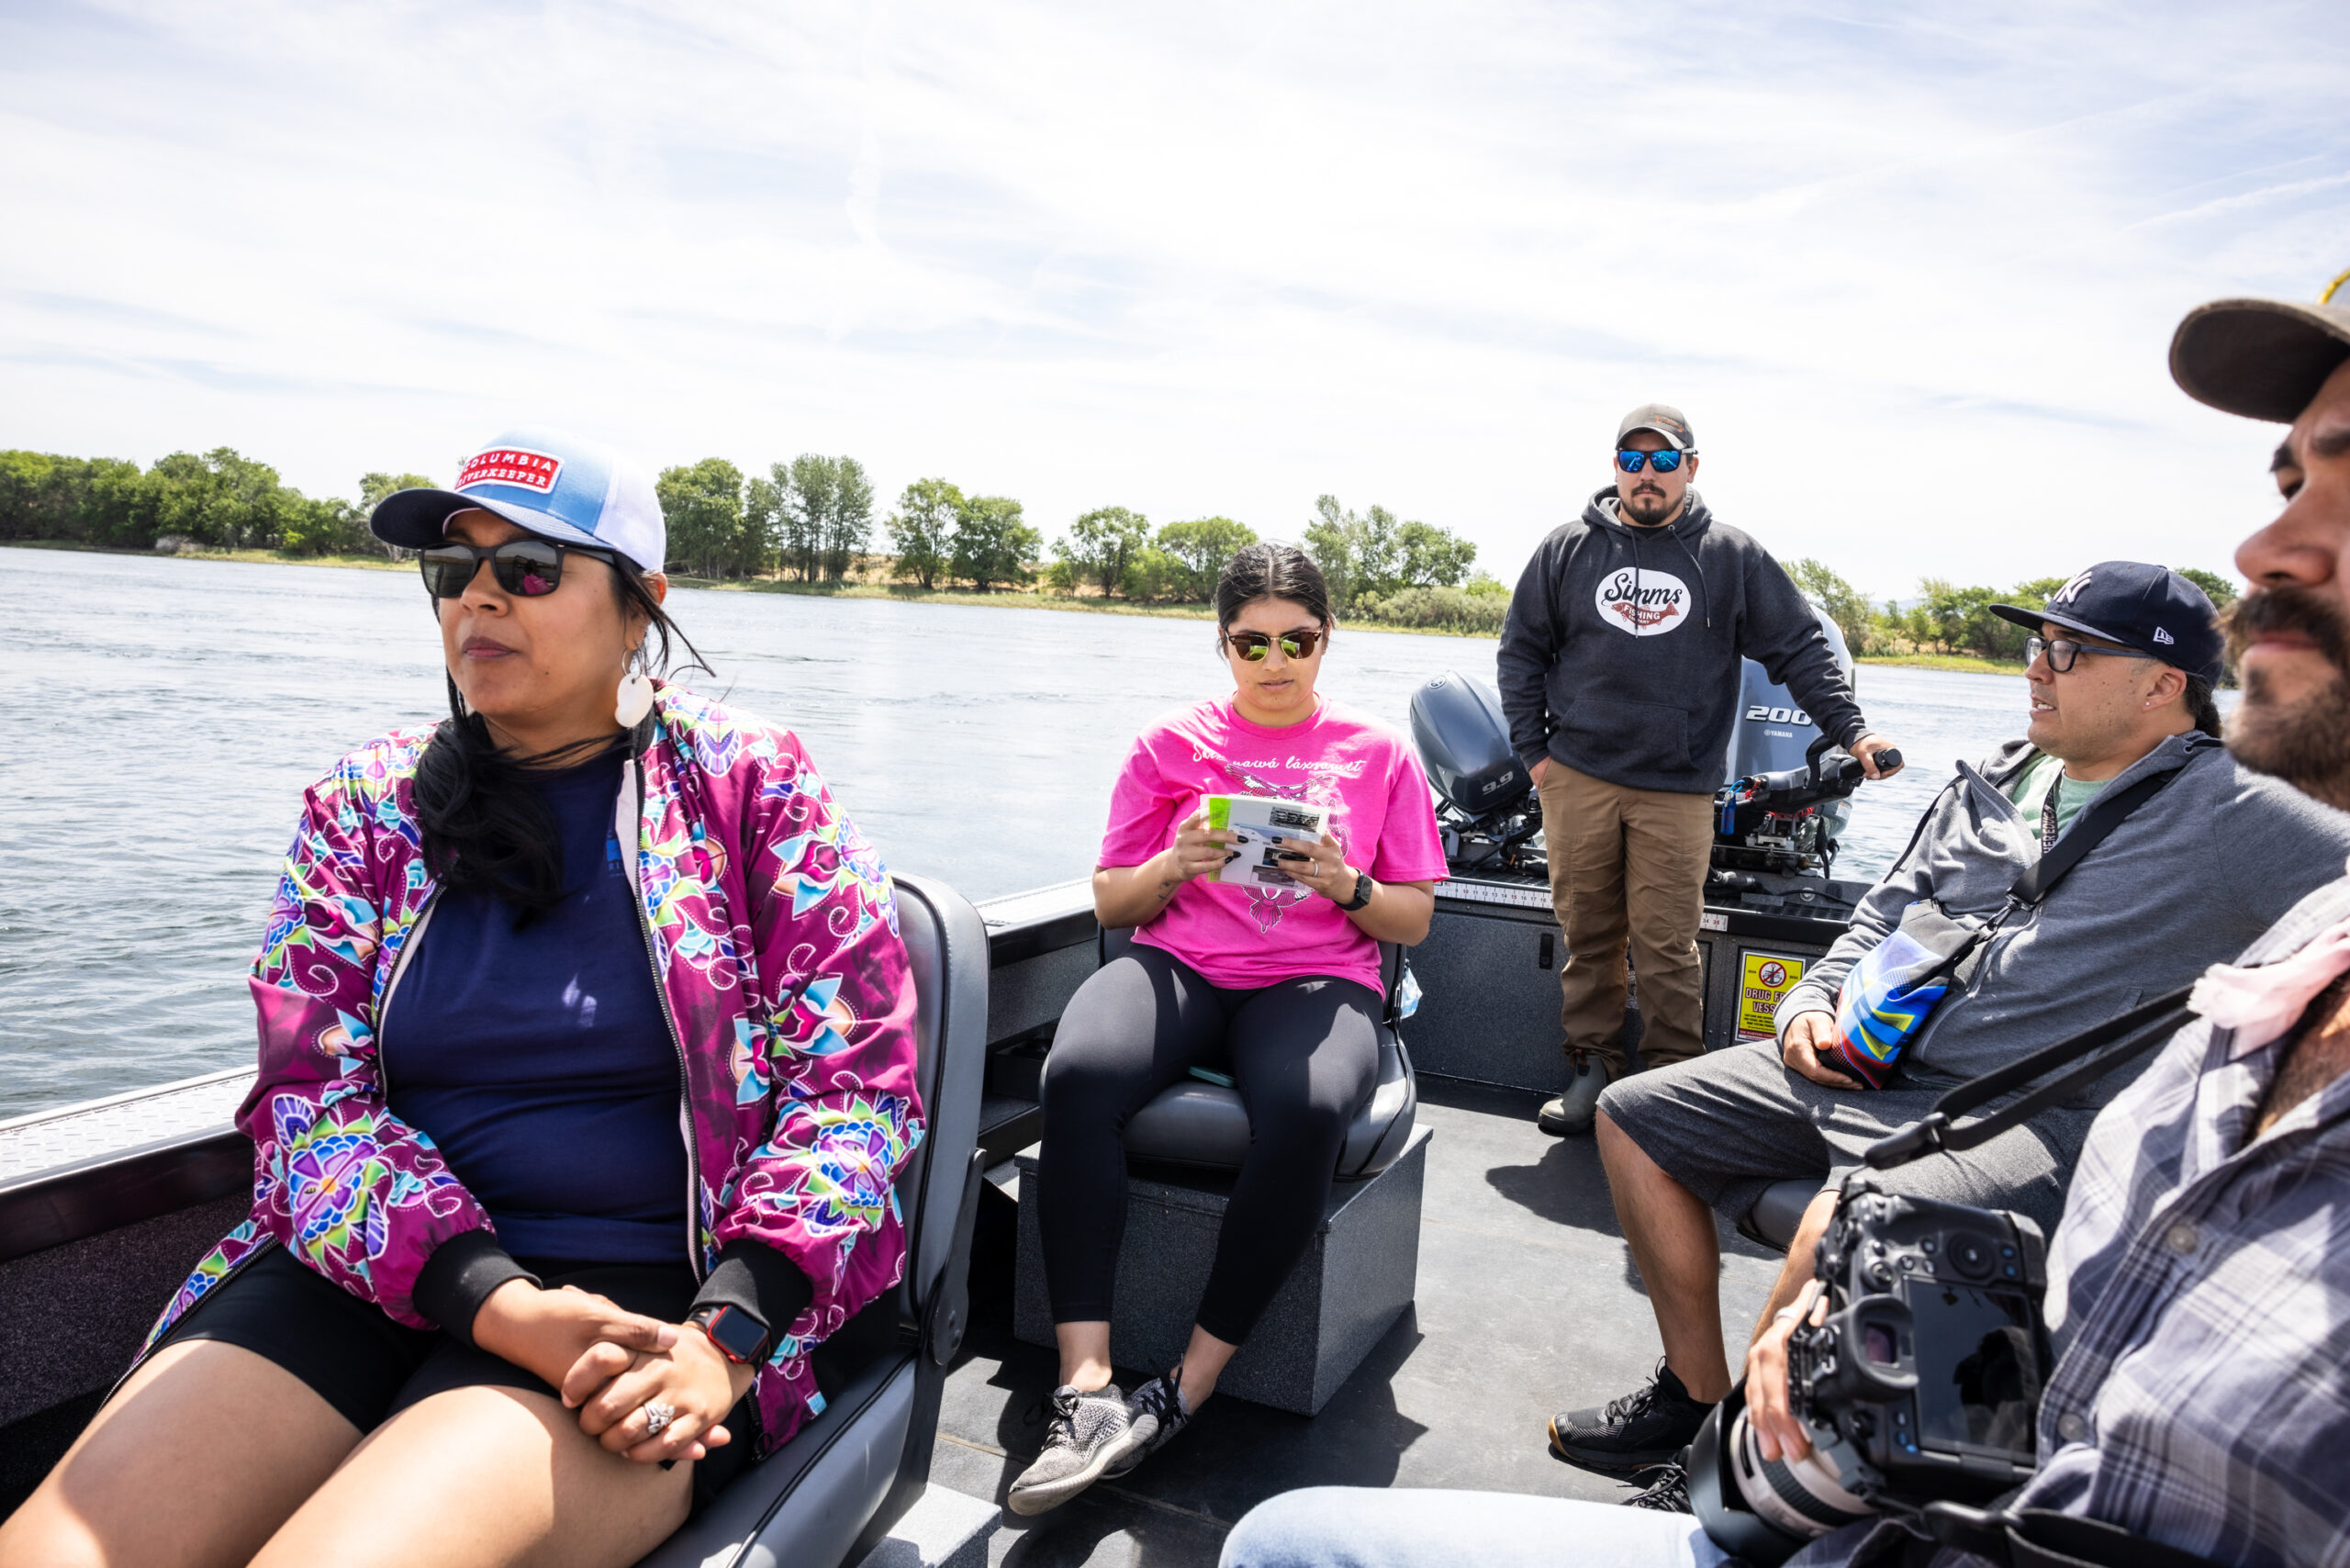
643,1399,676,1438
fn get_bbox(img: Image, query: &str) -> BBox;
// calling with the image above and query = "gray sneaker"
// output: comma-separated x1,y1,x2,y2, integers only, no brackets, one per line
1538,1049,1613,1137
1107,1367,1192,1477
1006,1383,1144,1516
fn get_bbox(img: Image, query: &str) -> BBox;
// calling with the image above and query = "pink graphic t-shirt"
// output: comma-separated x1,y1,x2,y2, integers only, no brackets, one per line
1097,697,1449,996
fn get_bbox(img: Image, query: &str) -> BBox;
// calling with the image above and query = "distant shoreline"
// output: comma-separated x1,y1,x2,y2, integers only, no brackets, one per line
1855,652,2026,677
7,540,2034,669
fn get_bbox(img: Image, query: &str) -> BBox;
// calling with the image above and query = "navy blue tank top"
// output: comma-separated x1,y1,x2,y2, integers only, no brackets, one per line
386,746,691,1265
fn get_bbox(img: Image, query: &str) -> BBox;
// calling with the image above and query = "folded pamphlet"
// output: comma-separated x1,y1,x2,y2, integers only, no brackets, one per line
1203,794,1330,888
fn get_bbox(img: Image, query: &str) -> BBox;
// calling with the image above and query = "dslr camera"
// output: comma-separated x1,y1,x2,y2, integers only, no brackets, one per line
1689,1179,2052,1563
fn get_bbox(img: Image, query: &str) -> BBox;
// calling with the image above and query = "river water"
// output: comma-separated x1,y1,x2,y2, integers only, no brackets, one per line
4,545,2049,1118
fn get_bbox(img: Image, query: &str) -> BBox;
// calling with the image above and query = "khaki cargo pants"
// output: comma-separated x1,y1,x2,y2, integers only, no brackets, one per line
1538,761,1714,1077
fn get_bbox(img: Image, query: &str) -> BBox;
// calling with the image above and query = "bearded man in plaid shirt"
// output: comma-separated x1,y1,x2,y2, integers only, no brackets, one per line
1217,284,2350,1568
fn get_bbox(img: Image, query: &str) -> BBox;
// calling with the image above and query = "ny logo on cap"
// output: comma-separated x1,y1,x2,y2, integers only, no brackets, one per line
2052,569,2094,607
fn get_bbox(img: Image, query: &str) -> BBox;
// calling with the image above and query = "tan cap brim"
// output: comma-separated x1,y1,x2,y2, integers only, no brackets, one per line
2170,297,2350,424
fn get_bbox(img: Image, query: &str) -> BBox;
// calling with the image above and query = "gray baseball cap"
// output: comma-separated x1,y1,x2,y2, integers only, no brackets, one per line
2170,277,2350,423
1617,403,1695,451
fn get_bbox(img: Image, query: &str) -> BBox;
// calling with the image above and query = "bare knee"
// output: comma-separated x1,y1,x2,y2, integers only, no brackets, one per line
0,1495,106,1568
1595,1108,1656,1182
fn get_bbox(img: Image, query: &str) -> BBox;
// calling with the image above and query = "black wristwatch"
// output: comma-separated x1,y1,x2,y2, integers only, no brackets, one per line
1338,869,1374,912
688,1303,771,1366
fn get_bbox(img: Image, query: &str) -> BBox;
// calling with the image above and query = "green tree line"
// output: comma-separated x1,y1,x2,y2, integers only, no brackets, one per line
0,448,431,556
0,442,1497,634
1789,559,2240,663
6,445,2244,655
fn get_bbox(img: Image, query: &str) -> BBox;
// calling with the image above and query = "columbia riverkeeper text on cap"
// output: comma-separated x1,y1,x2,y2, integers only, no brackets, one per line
1987,561,2226,687
369,430,667,574
1617,403,1695,451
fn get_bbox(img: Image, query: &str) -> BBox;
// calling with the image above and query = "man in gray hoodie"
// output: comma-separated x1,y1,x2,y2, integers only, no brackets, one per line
1545,561,2350,1474
1497,404,1902,1136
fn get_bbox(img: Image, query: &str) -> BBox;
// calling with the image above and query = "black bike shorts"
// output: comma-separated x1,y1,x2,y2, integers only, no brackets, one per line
151,1245,751,1512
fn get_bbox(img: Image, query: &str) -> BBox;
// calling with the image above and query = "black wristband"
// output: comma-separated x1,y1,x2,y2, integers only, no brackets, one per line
412,1229,539,1348
1339,870,1374,911
688,1239,814,1359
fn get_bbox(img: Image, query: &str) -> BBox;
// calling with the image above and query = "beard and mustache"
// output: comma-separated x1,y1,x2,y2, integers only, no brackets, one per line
2224,584,2350,811
1622,484,1679,526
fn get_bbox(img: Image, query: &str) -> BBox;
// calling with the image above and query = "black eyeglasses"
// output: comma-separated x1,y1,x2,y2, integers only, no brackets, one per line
419,538,616,599
2025,635,2158,674
1616,448,1684,474
1221,629,1325,662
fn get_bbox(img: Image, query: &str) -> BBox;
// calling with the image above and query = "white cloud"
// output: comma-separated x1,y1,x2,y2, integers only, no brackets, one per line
2,0,2344,599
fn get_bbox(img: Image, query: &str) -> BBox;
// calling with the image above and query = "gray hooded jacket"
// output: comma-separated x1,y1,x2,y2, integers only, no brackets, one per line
1777,732,2350,1097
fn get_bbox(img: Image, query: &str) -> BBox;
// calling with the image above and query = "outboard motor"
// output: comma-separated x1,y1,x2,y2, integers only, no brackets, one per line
1711,608,1884,880
1412,672,1529,819
1410,672,1542,874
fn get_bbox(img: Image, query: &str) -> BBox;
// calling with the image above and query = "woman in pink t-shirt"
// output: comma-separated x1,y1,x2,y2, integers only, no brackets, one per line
1008,544,1448,1515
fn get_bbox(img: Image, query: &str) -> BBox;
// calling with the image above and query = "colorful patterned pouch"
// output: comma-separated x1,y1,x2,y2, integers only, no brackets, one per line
1830,902,1986,1089
1823,741,2208,1089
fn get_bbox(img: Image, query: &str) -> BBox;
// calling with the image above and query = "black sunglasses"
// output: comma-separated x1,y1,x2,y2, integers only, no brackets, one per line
1615,448,1684,474
419,538,617,599
1222,628,1325,662
2025,635,2158,675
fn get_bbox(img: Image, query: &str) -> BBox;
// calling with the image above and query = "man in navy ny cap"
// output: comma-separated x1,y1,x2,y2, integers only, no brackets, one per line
1550,554,2350,1477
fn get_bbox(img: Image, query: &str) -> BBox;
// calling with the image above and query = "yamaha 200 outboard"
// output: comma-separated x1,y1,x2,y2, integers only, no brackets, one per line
1707,609,1897,910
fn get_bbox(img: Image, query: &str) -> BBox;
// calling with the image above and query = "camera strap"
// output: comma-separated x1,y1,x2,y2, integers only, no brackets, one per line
1863,982,2195,1168
1857,738,2229,1170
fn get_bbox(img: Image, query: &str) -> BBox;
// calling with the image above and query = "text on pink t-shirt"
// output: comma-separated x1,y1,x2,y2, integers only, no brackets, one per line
1096,697,1449,995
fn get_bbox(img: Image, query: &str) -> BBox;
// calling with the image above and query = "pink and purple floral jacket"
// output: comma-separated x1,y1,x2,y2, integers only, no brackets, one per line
137,683,925,1455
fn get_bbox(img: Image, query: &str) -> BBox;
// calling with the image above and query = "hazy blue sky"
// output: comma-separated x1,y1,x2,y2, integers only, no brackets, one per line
3,1,2345,598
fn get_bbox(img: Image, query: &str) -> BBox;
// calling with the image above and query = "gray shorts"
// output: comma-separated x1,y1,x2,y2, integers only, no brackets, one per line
1595,1038,2097,1236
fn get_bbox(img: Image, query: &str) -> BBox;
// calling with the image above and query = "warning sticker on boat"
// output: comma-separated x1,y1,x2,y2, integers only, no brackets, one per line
1737,952,1807,1040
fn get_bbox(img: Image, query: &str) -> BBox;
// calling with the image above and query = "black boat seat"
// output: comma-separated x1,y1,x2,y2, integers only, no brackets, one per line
1739,1177,1828,1254
637,873,991,1568
1092,925,1418,1182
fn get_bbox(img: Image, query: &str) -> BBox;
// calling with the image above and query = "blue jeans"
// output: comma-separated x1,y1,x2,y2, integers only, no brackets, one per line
1219,1487,1736,1568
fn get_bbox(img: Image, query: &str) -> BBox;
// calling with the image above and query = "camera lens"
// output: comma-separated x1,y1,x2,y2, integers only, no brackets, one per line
1950,1235,1995,1281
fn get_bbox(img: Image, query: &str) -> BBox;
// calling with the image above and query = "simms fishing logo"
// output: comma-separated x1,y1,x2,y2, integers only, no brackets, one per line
1595,567,1691,636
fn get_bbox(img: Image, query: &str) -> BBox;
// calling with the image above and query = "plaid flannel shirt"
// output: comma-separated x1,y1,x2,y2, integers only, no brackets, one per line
1797,873,2350,1568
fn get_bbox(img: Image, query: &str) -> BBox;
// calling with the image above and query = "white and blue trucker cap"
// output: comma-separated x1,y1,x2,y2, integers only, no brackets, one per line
370,429,666,574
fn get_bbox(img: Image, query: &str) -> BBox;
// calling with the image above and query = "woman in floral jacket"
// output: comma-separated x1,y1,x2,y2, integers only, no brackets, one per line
1,433,924,1568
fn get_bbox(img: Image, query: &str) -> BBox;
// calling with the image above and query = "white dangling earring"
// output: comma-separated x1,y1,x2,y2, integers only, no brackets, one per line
615,649,655,726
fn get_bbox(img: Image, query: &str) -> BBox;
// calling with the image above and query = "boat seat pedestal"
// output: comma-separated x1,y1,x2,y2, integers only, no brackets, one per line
1010,1125,1430,1417
1738,1176,1828,1253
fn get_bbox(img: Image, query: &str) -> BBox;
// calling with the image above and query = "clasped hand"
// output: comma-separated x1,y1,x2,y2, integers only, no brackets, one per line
474,1280,755,1465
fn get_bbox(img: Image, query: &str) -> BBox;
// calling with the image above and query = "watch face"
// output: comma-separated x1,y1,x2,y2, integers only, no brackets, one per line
698,1305,769,1365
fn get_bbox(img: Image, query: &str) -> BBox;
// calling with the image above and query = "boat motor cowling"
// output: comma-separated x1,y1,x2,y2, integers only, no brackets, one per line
1410,672,1530,821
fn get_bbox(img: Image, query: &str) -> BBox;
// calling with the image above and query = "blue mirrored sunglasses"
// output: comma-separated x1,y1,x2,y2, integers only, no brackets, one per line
1616,448,1684,474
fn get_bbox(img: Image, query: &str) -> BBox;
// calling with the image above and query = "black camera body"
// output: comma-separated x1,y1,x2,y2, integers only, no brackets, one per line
1794,1182,2050,1500
1691,1182,2053,1563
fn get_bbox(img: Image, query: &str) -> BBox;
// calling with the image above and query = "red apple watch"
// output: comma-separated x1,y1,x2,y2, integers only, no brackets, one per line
688,1304,771,1366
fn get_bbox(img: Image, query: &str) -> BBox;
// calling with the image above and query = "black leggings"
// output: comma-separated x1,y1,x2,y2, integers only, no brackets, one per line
1035,943,1381,1346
